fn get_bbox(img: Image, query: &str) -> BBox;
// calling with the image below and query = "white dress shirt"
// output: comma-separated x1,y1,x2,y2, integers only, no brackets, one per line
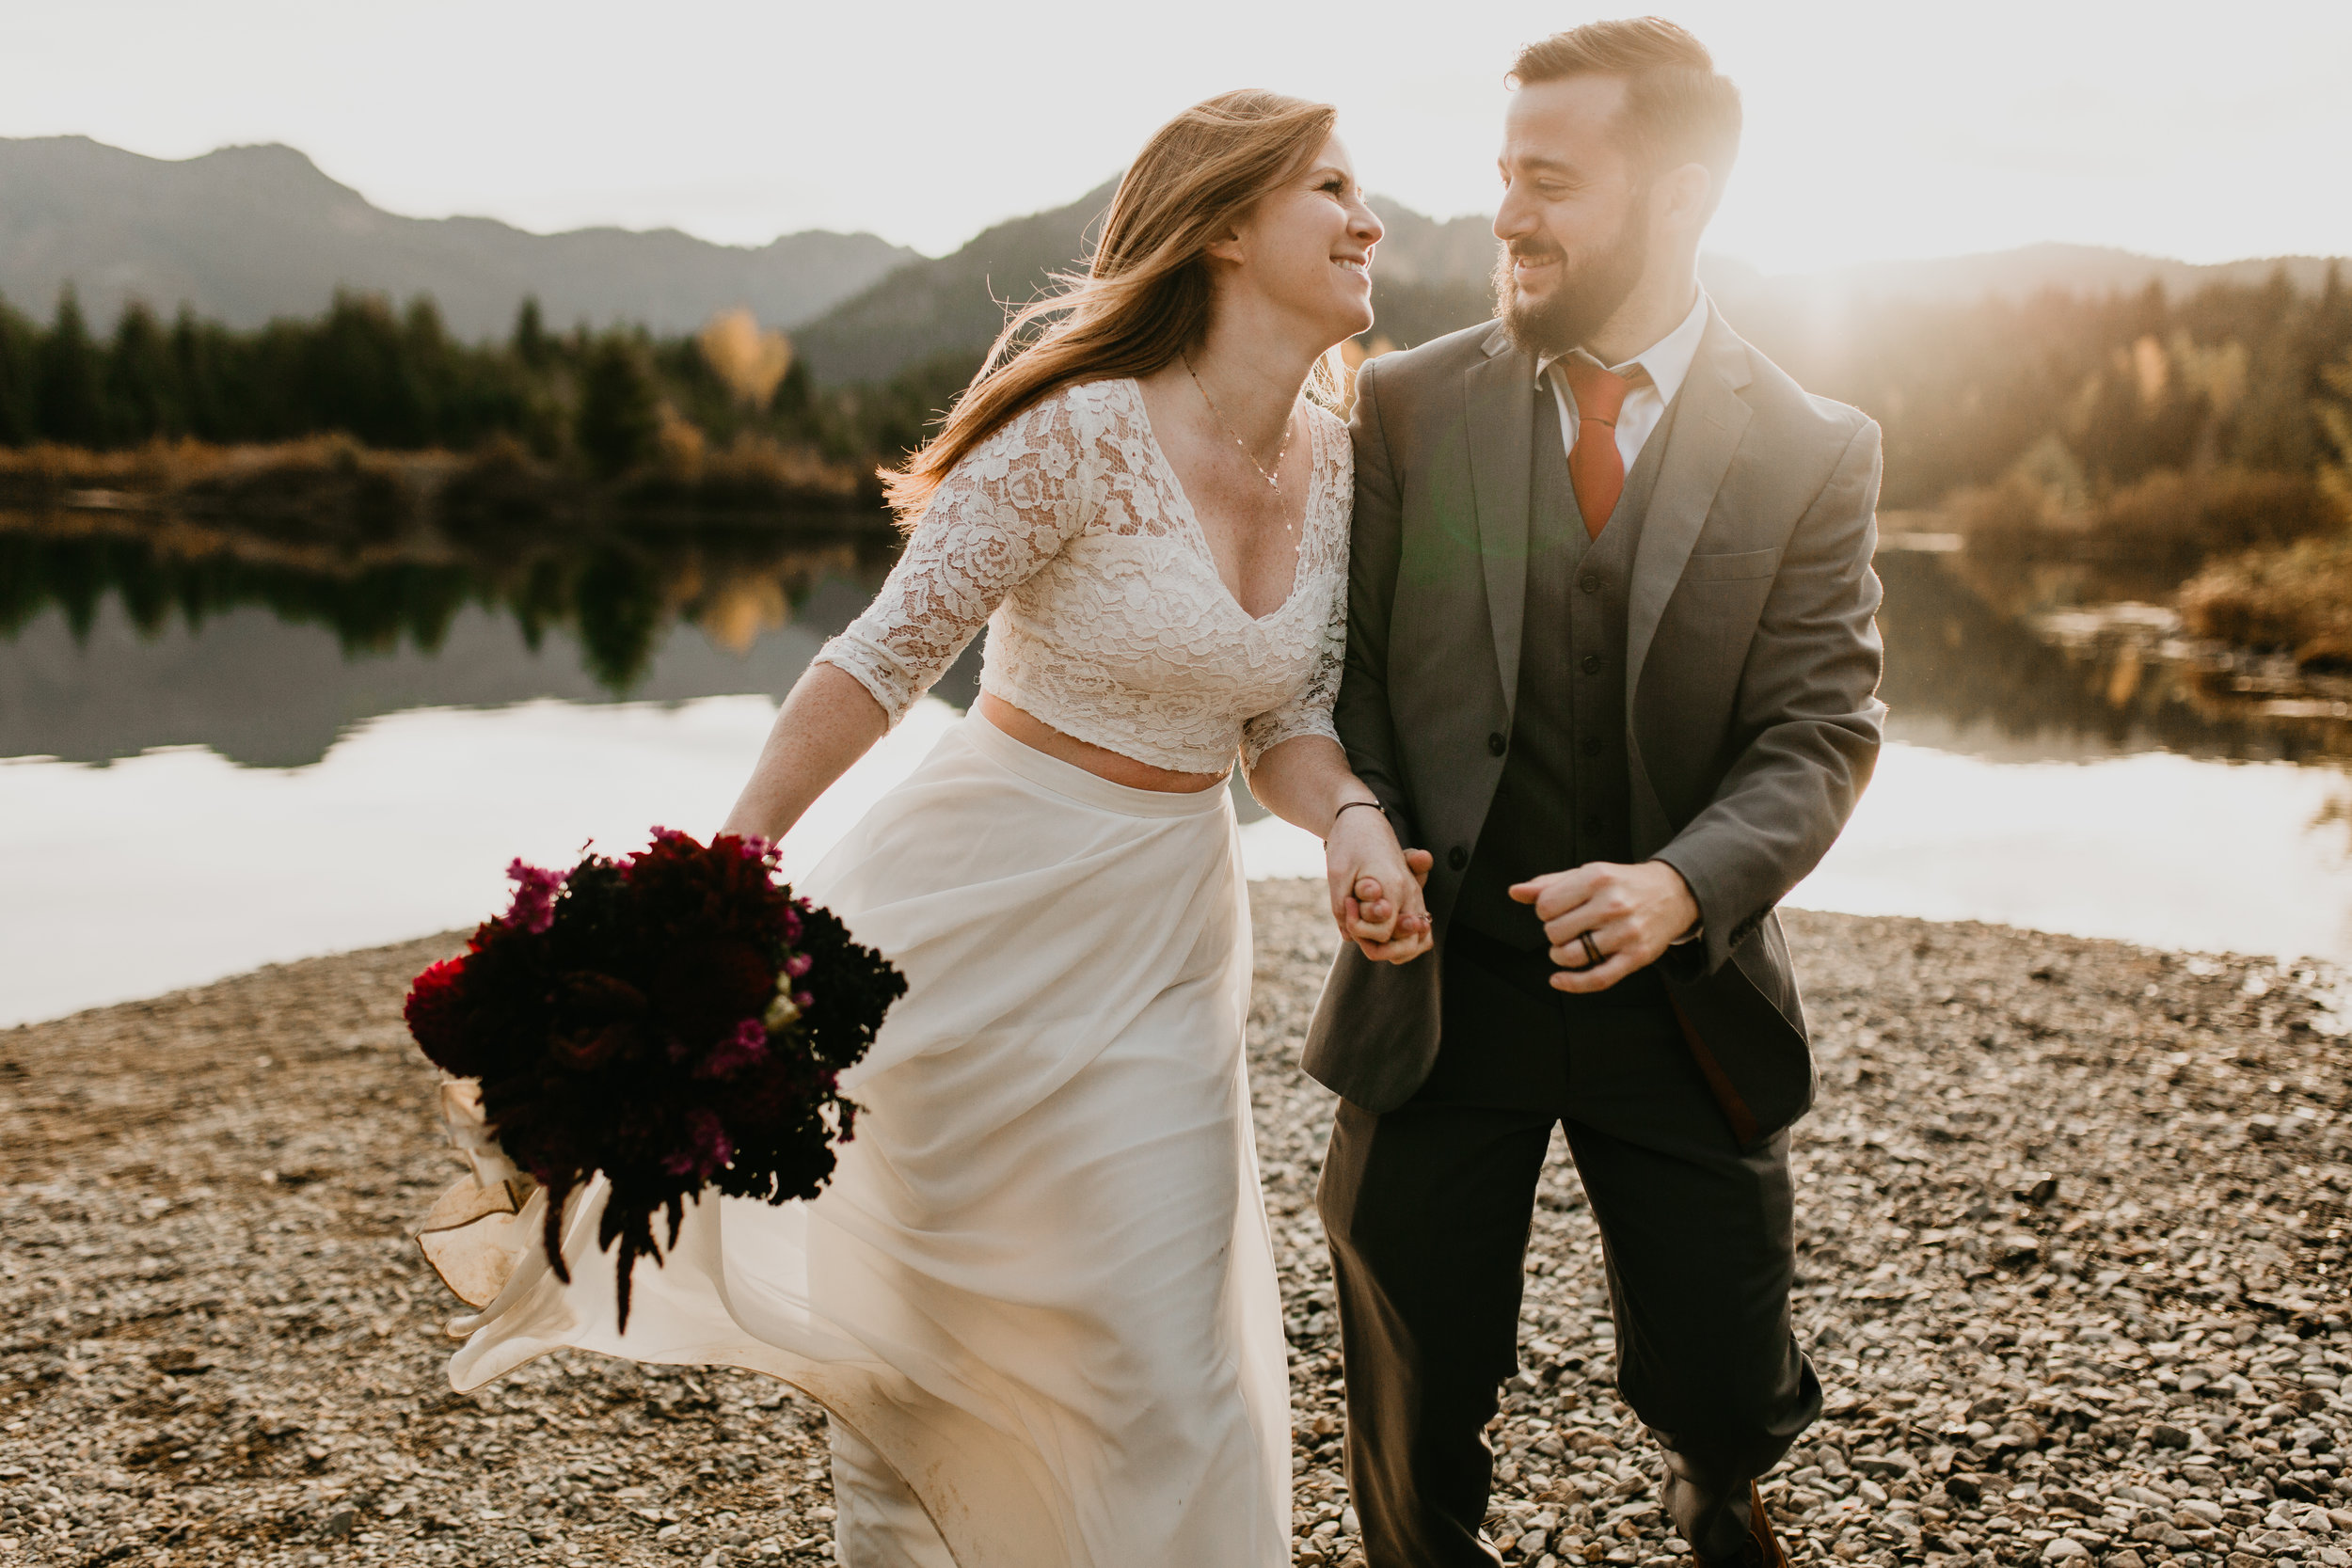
1534,288,1711,471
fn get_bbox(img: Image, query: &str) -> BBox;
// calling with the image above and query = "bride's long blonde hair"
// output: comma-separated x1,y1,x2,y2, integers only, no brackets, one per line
882,89,1339,525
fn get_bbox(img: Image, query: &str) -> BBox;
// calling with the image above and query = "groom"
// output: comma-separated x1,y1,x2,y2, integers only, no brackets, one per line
1310,18,1884,1568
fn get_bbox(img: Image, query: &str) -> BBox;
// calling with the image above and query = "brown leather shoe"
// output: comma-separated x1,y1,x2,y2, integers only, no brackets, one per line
1693,1483,1788,1568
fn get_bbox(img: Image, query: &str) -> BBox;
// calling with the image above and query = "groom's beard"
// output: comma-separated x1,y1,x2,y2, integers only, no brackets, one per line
1495,207,1651,360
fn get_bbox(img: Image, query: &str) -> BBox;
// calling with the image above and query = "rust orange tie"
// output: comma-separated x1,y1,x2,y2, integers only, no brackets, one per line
1561,360,1634,539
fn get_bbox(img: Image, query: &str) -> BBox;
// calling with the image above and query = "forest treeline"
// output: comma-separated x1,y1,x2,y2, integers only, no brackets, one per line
0,288,979,500
2,267,2350,665
1731,268,2352,667
3,267,2346,510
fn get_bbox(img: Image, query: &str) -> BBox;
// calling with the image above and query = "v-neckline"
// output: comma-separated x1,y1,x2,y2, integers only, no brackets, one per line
1124,377,1318,626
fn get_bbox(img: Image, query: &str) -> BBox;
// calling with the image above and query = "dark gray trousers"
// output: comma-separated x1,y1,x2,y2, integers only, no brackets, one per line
1316,930,1820,1565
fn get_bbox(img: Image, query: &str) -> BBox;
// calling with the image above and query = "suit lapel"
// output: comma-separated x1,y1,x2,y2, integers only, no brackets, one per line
1465,326,1534,716
1625,308,1754,708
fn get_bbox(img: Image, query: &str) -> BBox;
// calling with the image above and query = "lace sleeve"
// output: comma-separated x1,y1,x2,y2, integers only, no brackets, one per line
815,390,1104,725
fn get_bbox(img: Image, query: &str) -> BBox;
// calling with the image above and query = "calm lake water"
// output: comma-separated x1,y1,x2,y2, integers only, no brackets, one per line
4,514,2349,1026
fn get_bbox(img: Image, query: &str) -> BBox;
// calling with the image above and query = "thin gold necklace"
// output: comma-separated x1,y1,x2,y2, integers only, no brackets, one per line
1183,356,1298,522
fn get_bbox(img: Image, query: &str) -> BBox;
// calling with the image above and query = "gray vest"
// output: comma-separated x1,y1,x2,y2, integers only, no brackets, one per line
1454,375,1682,992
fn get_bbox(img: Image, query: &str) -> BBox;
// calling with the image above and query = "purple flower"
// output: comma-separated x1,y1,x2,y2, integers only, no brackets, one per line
785,953,813,979
794,990,814,1008
783,907,803,941
502,858,564,934
661,1108,734,1179
697,1018,770,1080
737,834,773,863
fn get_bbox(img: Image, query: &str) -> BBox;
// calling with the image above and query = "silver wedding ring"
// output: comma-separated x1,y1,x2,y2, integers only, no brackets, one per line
1578,931,1605,970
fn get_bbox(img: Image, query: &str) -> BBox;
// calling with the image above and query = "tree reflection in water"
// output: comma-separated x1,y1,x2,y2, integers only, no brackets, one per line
1,509,2344,771
1875,550,2352,768
0,509,891,698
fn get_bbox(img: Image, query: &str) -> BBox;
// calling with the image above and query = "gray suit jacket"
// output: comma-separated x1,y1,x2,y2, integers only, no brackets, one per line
1303,305,1886,1139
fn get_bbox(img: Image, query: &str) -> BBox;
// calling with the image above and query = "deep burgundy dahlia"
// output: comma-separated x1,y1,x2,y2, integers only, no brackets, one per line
404,832,904,1330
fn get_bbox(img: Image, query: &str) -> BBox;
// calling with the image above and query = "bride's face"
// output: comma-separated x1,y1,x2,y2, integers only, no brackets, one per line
1220,133,1383,347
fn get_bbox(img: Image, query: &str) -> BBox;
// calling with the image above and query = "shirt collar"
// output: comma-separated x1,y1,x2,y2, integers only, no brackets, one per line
1534,287,1711,404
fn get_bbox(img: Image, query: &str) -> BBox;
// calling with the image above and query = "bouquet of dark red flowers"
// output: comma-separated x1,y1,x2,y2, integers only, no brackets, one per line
404,828,904,1329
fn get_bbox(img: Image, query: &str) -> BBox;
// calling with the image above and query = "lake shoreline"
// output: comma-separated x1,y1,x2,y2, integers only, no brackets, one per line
0,436,886,536
4,889,2348,1565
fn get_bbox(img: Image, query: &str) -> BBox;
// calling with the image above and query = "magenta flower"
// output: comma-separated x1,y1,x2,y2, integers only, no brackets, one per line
698,1018,770,1080
502,859,564,934
662,1108,734,1179
785,953,814,978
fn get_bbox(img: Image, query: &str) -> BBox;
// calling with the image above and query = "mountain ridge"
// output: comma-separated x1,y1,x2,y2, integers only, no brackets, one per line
0,135,917,340
8,134,2343,385
788,185,2348,385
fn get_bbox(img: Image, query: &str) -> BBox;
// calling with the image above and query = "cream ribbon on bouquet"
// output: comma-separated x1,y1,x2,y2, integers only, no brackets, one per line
413,1079,541,1311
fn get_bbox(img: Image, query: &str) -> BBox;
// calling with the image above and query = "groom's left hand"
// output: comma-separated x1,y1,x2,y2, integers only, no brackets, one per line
1509,861,1699,993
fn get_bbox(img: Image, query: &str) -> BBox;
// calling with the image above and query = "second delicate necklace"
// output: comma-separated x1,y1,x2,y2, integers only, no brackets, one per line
1183,356,1297,514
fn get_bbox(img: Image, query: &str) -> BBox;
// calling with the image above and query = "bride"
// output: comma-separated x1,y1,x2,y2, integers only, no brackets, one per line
437,89,1431,1566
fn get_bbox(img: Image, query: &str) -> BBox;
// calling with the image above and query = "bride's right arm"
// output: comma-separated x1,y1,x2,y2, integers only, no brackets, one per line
718,662,892,842
720,392,1101,842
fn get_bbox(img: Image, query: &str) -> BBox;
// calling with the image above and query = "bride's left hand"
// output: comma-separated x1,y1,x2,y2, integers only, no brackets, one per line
1325,811,1433,964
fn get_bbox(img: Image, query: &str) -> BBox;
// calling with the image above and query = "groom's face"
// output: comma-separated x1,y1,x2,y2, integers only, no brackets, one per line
1493,74,1652,356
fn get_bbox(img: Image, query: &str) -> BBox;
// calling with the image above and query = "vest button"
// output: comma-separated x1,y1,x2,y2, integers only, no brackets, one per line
1582,735,1604,757
1487,732,1507,756
1447,846,1469,872
1581,654,1603,674
1580,573,1602,594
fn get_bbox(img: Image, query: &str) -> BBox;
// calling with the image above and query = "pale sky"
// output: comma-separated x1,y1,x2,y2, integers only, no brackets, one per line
6,0,2348,273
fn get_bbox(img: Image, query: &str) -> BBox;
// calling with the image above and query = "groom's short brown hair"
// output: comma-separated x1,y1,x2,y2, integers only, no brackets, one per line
1510,18,1742,201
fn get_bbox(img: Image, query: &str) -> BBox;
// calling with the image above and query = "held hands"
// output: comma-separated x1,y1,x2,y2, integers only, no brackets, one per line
1324,806,1434,965
1510,860,1698,993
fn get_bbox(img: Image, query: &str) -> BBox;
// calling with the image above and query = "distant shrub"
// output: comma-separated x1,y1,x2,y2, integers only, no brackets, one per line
1945,474,2058,557
0,437,227,497
438,433,578,530
0,436,428,535
179,434,421,536
1952,466,2336,600
2179,533,2352,669
696,434,861,506
2087,467,2332,576
618,432,864,514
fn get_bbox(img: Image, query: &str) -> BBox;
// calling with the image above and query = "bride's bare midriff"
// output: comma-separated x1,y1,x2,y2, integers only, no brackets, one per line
978,693,1229,794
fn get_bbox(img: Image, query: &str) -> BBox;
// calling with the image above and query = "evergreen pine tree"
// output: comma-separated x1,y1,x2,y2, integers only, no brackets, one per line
574,334,661,478
304,292,429,448
512,297,549,370
401,295,452,445
106,301,182,442
170,308,231,442
36,289,107,447
0,293,37,447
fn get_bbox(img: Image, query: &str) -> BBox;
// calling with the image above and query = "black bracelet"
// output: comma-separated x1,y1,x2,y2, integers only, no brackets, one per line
1330,800,1386,829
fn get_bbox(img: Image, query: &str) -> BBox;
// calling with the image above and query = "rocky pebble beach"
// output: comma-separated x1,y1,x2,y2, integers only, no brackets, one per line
3,882,2348,1567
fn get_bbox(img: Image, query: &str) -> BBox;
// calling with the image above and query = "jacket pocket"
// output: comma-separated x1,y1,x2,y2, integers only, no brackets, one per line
1682,546,1782,582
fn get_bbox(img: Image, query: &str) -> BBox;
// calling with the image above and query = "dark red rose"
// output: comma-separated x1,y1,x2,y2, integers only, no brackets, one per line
647,939,775,1040
404,957,475,1074
558,971,648,1026
550,1021,638,1071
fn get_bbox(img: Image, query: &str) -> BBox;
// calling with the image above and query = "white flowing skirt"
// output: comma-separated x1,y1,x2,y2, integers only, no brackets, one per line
443,713,1292,1567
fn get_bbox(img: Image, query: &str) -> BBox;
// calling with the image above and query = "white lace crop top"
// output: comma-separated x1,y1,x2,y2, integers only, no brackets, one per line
815,377,1350,775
